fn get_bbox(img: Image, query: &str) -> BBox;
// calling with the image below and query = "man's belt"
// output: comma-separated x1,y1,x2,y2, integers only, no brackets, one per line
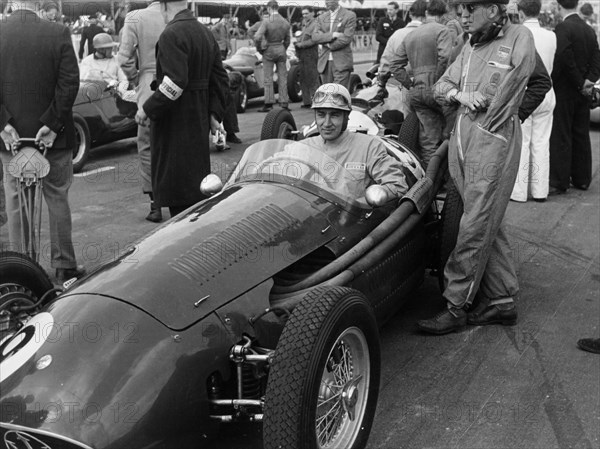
266,41,285,47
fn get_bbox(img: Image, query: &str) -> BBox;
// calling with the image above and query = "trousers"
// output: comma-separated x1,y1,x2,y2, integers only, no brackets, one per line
443,113,520,308
263,45,289,105
1,148,77,268
137,70,155,194
511,90,555,201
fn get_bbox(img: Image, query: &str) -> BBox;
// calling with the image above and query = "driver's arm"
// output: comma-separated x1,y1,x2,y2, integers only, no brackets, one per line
366,140,409,199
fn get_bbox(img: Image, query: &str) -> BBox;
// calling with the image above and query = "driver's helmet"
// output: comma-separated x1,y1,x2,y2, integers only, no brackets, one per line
311,83,352,112
93,33,117,49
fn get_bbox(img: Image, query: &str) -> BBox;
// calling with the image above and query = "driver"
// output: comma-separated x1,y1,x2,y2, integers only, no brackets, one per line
303,83,409,202
80,33,129,98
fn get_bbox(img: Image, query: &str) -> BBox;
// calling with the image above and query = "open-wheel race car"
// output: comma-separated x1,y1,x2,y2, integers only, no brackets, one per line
0,135,461,448
72,80,138,173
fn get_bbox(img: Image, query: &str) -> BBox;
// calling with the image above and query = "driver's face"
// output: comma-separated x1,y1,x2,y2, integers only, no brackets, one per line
315,108,347,141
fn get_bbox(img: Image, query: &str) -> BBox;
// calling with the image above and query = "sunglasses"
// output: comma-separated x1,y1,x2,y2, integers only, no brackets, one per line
312,91,351,108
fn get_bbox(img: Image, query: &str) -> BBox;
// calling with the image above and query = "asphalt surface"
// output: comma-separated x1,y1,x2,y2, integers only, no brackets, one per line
1,60,598,448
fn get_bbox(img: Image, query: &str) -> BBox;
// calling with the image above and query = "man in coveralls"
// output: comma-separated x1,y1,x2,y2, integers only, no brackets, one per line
420,0,538,334
135,0,229,218
303,83,409,200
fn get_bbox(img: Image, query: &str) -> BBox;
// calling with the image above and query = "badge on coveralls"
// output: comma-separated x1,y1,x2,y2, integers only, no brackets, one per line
497,46,511,63
345,162,366,171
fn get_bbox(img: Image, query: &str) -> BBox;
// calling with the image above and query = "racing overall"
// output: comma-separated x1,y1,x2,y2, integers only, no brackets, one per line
434,21,536,310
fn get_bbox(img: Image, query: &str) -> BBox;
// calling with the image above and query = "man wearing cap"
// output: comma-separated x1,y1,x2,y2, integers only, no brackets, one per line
118,0,166,222
78,16,104,62
510,0,556,202
254,1,291,112
80,33,127,89
135,0,229,218
303,83,409,200
422,0,538,334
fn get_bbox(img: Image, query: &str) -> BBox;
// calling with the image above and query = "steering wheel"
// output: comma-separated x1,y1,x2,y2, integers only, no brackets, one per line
260,155,338,189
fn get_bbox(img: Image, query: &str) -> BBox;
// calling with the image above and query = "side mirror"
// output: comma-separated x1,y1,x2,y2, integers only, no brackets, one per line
200,173,223,196
365,184,390,207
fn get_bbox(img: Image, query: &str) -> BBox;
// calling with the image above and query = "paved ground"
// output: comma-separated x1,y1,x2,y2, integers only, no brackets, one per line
1,60,598,448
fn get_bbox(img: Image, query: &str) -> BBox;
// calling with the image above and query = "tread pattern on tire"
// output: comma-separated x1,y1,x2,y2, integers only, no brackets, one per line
72,115,91,174
397,111,419,153
263,286,379,449
0,251,54,297
260,109,297,141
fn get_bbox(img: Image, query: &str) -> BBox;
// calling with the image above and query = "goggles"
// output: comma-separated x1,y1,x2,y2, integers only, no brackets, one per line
312,91,351,108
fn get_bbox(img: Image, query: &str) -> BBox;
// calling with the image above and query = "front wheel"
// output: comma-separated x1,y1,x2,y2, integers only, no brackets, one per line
0,251,56,339
261,108,297,140
287,64,302,103
263,287,380,449
72,115,91,173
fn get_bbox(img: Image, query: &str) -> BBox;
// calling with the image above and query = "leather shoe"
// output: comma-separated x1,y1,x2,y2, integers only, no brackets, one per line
417,307,467,334
572,183,589,191
301,104,312,109
226,133,242,144
259,105,273,112
56,266,86,283
577,338,600,354
548,186,567,196
145,204,162,223
467,302,517,326
533,197,546,203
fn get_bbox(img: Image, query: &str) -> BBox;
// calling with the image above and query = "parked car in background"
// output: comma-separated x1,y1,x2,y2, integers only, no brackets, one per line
72,80,137,173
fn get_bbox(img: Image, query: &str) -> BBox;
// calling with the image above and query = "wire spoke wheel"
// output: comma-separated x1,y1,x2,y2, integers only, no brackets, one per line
316,327,370,447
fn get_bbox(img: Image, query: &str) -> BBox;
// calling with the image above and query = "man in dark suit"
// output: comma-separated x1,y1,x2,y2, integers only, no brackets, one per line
549,0,600,194
0,1,84,282
136,0,229,218
375,2,406,64
254,0,291,112
78,16,104,62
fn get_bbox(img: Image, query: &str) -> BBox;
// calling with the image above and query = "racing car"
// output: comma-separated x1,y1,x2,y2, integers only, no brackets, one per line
0,136,460,448
72,80,138,173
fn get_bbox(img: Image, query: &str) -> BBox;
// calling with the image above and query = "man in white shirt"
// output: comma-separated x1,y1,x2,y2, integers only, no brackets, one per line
511,0,556,202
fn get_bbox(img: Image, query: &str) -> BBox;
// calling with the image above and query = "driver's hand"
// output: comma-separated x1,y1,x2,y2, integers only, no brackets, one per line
135,108,149,127
35,125,57,149
454,91,489,112
1,123,19,151
210,114,221,134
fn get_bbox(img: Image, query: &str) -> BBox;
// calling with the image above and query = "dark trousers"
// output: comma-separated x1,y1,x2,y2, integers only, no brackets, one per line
223,89,239,134
549,94,592,190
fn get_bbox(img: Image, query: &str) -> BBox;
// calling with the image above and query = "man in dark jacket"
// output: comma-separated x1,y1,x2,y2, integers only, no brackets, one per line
1,1,84,282
548,0,600,194
375,2,406,64
78,17,103,61
136,0,229,217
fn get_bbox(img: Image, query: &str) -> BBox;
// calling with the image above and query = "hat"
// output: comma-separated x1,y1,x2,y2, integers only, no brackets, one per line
92,33,117,49
311,83,352,112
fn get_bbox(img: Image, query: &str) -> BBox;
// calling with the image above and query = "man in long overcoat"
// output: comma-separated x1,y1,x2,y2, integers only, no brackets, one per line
136,0,229,217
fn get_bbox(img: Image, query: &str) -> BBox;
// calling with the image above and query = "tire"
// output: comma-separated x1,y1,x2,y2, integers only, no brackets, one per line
72,115,91,173
287,64,302,103
263,286,380,449
0,251,56,337
235,79,248,113
397,111,419,153
348,74,362,94
261,108,297,141
438,179,463,292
